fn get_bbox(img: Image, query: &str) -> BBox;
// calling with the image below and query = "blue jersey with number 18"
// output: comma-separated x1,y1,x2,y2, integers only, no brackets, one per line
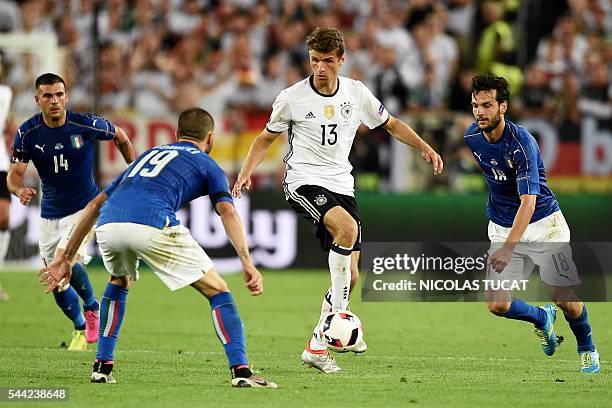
11,111,116,219
464,120,559,227
98,141,233,229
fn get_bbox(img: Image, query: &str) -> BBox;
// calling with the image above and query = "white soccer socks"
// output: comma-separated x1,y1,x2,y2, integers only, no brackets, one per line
309,288,333,351
308,244,352,352
329,243,351,310
0,230,9,264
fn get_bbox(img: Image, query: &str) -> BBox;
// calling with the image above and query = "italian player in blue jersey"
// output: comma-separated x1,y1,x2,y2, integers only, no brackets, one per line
7,73,135,350
464,74,599,373
39,108,277,388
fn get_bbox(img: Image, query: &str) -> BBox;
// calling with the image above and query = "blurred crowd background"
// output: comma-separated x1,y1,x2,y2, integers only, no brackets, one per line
0,0,610,193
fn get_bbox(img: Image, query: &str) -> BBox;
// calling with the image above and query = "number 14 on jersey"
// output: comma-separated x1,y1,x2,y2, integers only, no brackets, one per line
54,154,68,173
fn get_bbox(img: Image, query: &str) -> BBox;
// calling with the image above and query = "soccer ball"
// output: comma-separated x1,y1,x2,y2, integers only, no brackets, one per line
318,310,363,352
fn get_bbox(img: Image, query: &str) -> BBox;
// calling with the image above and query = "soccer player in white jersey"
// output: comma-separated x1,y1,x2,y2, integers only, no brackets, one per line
232,27,443,373
0,83,12,301
465,74,599,373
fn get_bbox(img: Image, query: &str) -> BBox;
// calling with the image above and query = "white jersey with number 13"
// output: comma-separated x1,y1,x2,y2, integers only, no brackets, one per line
266,76,389,197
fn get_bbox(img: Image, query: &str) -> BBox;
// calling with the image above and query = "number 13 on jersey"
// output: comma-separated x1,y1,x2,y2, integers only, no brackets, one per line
321,124,338,146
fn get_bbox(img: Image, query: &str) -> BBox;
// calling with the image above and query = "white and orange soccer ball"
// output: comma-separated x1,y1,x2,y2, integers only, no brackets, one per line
318,310,364,352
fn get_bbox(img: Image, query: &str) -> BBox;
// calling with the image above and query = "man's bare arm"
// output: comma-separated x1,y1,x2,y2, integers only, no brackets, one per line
232,129,282,197
113,126,136,164
504,194,536,251
489,194,536,272
7,162,36,205
383,115,444,175
38,192,108,292
216,200,263,295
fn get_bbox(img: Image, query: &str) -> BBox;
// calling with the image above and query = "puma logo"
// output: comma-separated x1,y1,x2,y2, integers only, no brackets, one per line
92,118,98,126
35,144,45,153
473,152,482,162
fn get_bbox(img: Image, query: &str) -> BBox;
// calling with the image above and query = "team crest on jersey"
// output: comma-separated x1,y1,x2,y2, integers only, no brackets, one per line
314,195,328,206
71,135,84,149
340,102,352,119
324,105,335,119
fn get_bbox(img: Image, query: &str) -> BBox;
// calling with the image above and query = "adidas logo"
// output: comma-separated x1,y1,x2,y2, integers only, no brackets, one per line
305,111,316,119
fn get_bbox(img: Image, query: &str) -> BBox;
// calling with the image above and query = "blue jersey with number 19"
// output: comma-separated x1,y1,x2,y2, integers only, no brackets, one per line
464,120,560,227
98,141,233,229
11,111,115,219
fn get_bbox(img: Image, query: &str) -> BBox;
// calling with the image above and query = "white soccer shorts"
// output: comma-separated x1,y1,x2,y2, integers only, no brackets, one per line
487,211,580,287
95,222,214,291
39,208,95,265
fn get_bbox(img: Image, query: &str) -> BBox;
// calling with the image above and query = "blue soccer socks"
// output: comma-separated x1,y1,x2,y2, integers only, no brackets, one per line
565,305,596,353
97,283,128,362
503,298,547,327
209,292,248,368
70,263,98,311
53,286,86,330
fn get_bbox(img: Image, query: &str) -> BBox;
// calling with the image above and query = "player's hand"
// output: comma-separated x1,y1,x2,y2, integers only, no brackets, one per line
488,246,513,273
232,172,252,198
16,187,36,205
38,256,72,294
242,262,263,296
421,145,444,175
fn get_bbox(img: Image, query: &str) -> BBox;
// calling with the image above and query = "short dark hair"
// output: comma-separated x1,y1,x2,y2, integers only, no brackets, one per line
306,27,345,57
35,73,66,90
471,74,510,104
177,108,214,141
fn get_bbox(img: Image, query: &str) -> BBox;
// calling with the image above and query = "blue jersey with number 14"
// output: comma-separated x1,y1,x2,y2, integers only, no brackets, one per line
98,141,233,229
11,111,115,219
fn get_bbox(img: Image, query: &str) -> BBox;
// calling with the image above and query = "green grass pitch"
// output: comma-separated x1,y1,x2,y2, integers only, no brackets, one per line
0,267,610,407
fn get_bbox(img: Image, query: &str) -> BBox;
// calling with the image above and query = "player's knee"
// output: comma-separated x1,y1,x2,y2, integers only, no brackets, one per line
110,275,131,289
336,220,358,248
191,269,230,298
208,273,230,294
487,301,510,316
199,283,230,298
213,280,230,295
